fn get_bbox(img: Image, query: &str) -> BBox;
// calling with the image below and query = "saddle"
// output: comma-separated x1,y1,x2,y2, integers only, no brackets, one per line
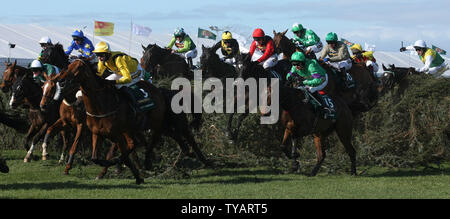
121,83,156,113
299,87,337,120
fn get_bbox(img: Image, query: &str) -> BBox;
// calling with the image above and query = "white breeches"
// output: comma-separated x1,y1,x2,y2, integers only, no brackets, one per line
105,65,144,89
306,41,323,54
307,74,329,93
366,60,379,73
329,58,352,71
251,50,278,69
176,48,198,60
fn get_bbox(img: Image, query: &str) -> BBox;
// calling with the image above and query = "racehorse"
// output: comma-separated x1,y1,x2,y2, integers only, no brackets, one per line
56,59,209,184
273,30,378,115
380,64,419,98
226,53,283,141
39,75,145,178
0,157,8,173
39,43,69,70
141,43,192,80
10,73,61,162
199,45,237,79
1,61,29,93
266,84,356,176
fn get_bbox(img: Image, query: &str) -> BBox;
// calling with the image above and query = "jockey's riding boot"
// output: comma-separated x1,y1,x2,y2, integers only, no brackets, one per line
119,87,140,117
187,57,194,70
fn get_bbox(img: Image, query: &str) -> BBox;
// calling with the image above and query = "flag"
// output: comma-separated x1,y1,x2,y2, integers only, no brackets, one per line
432,45,447,55
94,20,114,36
364,42,376,52
198,28,216,40
132,23,152,37
341,38,354,47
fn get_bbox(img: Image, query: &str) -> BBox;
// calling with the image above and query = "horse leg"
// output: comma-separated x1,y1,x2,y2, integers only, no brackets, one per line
64,123,83,175
121,133,144,185
23,125,39,162
335,125,357,175
144,130,161,170
310,135,326,176
181,128,210,167
32,123,49,160
42,119,63,161
96,143,117,180
57,128,68,163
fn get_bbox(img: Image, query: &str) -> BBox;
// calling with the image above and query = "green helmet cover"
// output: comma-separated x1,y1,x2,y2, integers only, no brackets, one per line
291,51,306,62
325,32,338,42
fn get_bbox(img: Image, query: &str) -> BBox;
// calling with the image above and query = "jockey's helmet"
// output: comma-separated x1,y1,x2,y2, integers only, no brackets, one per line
325,32,338,43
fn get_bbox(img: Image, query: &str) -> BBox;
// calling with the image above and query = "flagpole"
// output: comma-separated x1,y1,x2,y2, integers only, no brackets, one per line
129,17,133,55
93,20,95,46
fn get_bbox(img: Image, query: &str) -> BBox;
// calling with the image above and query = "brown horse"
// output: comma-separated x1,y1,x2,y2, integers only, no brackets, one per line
141,43,192,80
39,75,144,178
199,45,238,79
380,64,419,98
55,59,168,184
1,60,29,93
273,30,378,114
266,84,356,176
10,73,61,162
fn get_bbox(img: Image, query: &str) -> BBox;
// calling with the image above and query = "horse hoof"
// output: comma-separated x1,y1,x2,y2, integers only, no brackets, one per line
24,158,30,163
42,156,48,161
95,176,103,180
136,178,144,185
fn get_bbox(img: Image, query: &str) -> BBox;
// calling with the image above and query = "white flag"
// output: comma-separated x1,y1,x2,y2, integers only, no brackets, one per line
364,42,376,52
132,23,152,37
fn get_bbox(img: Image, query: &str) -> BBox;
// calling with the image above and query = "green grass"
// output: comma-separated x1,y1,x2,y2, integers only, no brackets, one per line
1,150,449,199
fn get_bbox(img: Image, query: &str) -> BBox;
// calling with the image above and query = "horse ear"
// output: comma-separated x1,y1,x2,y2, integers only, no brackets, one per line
382,64,388,71
202,44,205,50
282,29,288,36
13,60,17,66
273,30,277,36
43,72,49,81
142,44,146,51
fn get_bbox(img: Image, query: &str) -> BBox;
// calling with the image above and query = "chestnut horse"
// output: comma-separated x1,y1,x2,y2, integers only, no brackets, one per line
141,43,192,80
10,73,61,162
267,84,356,176
55,59,168,184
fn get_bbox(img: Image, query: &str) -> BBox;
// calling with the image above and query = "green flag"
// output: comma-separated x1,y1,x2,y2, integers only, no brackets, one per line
198,28,216,40
341,38,354,47
432,45,447,55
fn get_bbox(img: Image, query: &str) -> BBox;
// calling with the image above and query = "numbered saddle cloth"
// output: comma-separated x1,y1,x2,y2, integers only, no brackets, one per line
129,83,155,112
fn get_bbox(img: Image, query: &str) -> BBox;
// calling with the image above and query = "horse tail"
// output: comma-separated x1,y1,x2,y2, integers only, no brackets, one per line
0,111,29,134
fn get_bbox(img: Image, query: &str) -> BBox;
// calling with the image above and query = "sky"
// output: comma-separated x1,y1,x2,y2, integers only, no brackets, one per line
0,0,449,51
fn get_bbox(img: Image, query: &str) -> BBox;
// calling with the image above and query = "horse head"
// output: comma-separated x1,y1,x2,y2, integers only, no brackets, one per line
141,43,164,72
273,29,295,58
10,73,40,109
1,61,30,93
40,43,69,70
40,73,62,112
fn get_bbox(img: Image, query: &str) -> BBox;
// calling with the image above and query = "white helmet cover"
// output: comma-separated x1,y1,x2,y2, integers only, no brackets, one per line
39,36,52,44
30,60,43,68
414,40,427,48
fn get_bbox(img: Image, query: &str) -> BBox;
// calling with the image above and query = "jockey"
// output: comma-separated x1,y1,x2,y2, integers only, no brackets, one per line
350,43,379,80
319,32,354,88
93,41,144,113
166,27,197,69
65,29,95,60
287,51,336,119
249,28,278,69
413,40,447,75
291,23,323,57
211,31,240,65
38,36,53,61
29,59,60,86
